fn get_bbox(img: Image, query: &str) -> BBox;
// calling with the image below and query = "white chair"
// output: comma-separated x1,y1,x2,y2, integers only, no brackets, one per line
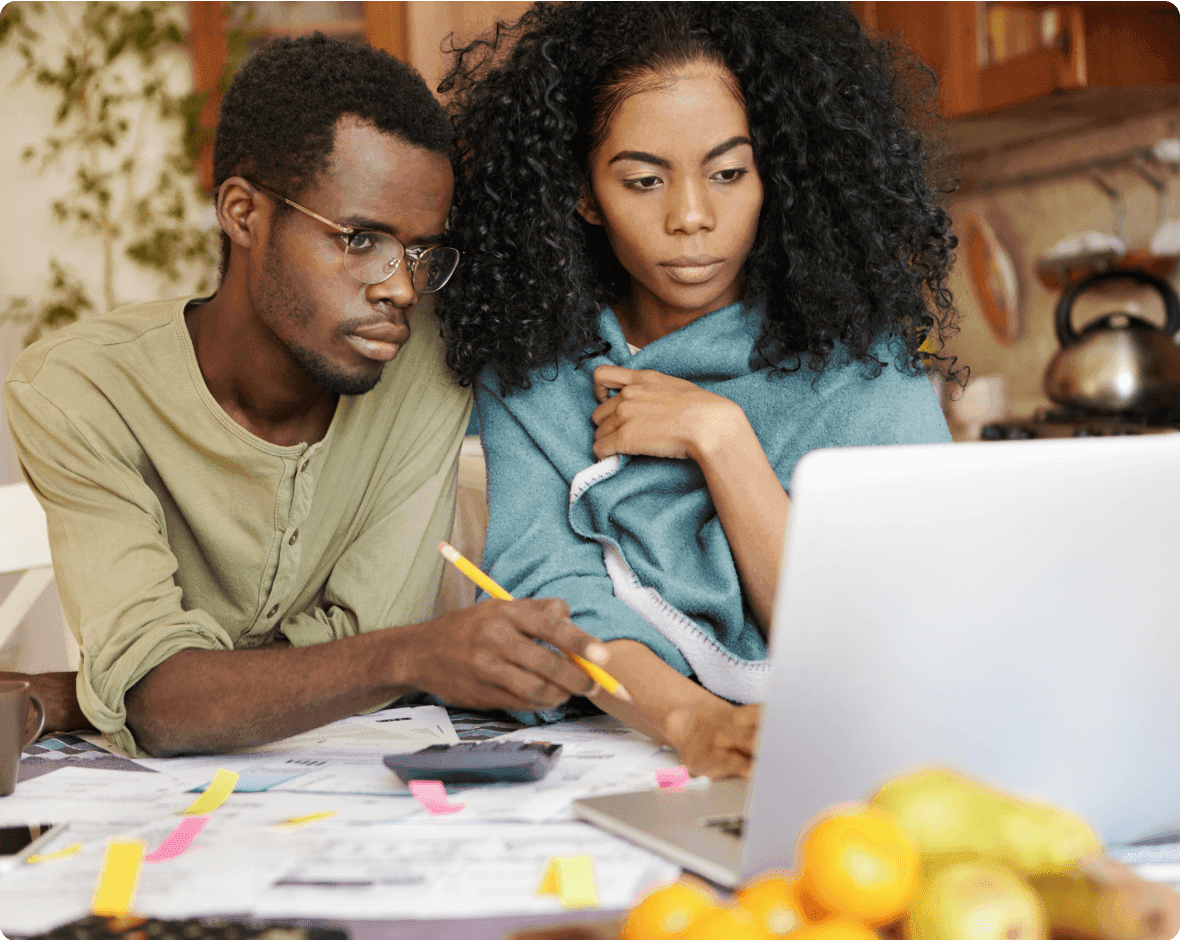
0,482,79,671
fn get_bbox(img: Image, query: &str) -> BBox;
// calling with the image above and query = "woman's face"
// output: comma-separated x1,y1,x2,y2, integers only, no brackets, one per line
579,63,763,332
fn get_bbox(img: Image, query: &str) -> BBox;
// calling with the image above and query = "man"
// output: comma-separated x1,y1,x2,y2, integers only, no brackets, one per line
1,35,613,757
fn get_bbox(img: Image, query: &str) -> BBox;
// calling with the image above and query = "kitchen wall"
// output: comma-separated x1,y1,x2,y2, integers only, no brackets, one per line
940,111,1180,431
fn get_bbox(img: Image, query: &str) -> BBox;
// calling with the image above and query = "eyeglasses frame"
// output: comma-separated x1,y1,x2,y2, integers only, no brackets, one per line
245,179,458,290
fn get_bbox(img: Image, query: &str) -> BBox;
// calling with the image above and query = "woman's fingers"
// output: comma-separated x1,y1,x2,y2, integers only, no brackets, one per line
666,703,761,779
592,364,637,402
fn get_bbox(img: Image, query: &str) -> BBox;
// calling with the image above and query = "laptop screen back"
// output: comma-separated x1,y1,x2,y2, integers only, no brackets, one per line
741,435,1180,880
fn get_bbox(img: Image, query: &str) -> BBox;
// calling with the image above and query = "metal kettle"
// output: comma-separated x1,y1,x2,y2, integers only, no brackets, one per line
1044,268,1180,415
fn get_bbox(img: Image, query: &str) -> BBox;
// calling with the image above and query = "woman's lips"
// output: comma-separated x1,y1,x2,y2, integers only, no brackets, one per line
661,257,724,285
344,322,409,362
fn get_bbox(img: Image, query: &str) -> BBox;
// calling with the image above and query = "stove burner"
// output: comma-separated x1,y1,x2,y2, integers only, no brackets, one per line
981,407,1180,441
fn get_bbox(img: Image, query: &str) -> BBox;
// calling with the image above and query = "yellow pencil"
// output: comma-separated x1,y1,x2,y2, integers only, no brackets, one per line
438,542,632,702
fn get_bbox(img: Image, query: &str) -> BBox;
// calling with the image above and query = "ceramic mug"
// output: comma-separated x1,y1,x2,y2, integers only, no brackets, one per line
1,679,46,796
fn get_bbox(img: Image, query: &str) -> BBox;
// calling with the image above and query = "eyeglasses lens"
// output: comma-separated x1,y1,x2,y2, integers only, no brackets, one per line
343,235,458,293
413,248,460,294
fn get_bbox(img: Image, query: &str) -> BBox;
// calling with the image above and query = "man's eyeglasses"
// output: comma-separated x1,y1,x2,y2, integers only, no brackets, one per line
248,180,460,293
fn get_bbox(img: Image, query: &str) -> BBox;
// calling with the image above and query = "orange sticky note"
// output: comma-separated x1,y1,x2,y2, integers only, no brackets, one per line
181,769,239,814
537,855,599,909
92,840,146,916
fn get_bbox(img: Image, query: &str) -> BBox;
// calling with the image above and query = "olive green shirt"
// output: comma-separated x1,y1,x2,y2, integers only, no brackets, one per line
2,296,472,755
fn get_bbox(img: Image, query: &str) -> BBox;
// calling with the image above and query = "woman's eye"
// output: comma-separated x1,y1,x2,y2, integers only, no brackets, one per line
623,175,662,191
713,167,748,183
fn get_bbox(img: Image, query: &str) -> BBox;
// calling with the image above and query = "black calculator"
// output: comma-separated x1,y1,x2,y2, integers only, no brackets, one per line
383,740,562,784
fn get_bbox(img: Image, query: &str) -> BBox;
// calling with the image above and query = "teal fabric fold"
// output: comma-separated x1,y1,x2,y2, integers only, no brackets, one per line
476,301,951,711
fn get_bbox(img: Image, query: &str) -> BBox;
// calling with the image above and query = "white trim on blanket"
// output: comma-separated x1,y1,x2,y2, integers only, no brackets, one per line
569,455,622,507
569,457,770,704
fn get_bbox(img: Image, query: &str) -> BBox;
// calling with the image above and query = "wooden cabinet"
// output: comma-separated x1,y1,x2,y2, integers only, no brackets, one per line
851,2,1180,151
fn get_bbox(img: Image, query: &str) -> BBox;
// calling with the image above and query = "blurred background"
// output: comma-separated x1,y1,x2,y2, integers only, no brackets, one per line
2,1,1180,667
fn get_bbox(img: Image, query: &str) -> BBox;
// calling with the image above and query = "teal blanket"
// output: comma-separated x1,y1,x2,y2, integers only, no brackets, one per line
476,301,950,704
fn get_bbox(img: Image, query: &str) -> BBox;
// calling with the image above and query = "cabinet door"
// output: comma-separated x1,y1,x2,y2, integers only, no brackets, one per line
852,1,1180,120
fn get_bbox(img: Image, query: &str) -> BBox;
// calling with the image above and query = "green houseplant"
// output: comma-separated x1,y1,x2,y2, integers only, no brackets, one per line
0,1,221,345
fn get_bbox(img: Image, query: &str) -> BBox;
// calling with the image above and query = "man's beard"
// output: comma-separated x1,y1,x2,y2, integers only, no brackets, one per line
261,235,384,397
286,337,384,396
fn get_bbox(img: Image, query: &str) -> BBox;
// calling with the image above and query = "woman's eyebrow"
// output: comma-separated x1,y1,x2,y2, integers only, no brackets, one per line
703,136,754,163
606,136,754,169
608,150,670,168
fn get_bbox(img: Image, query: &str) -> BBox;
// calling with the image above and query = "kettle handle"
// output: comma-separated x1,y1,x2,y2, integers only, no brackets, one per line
1054,268,1180,348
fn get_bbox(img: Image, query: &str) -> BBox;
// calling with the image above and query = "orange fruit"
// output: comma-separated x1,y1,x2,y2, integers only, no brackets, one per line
679,904,773,940
734,872,812,935
794,879,834,923
789,919,883,940
797,804,920,925
620,881,720,940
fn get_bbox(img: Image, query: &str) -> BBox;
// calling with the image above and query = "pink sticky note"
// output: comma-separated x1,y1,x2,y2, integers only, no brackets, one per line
656,766,690,789
409,780,466,815
144,816,209,863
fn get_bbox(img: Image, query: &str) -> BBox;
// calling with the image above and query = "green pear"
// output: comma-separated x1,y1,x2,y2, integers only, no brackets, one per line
908,861,1046,940
871,768,1101,877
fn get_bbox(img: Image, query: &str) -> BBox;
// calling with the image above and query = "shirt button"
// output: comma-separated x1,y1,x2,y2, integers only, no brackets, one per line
289,530,299,546
267,604,280,618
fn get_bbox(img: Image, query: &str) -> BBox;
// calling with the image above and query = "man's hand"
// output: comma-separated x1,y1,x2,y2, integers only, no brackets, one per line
0,670,92,738
665,702,761,779
401,598,610,712
590,365,741,463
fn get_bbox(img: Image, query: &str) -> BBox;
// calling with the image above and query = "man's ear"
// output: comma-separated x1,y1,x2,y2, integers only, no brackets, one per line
216,177,266,250
576,190,603,226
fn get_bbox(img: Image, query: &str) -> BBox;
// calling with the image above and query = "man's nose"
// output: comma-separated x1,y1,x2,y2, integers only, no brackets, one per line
666,178,715,236
365,256,417,309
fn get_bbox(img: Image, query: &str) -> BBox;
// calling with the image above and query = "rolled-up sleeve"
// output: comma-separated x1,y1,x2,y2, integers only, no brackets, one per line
3,377,234,754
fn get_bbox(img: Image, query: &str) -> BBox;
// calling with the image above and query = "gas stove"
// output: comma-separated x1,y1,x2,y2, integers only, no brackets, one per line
981,407,1180,440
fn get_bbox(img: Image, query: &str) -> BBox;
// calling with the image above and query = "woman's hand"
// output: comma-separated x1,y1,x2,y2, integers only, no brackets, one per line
590,365,740,463
665,702,761,779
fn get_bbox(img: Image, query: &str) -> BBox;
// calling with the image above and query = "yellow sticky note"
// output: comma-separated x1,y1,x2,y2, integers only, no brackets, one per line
92,840,145,916
274,811,338,829
27,842,83,864
181,769,239,814
537,861,560,894
537,855,598,909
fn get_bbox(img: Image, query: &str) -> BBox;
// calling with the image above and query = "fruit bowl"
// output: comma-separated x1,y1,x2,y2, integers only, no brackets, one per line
516,769,1180,940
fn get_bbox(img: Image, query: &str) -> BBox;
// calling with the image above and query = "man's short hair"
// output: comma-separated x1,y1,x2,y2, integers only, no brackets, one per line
212,33,453,281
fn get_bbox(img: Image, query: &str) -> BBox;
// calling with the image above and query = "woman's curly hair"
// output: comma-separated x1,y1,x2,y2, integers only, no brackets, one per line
437,1,960,392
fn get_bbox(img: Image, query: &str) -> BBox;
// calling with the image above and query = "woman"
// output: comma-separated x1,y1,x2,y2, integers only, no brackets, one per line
437,3,959,775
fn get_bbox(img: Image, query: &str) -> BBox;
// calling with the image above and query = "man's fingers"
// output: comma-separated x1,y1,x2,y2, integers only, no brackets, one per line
506,634,596,697
485,659,570,709
515,605,611,668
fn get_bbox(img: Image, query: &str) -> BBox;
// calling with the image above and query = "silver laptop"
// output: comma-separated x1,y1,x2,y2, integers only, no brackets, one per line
572,434,1180,886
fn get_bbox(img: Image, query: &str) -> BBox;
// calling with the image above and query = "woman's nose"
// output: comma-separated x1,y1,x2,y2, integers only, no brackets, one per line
666,178,715,236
